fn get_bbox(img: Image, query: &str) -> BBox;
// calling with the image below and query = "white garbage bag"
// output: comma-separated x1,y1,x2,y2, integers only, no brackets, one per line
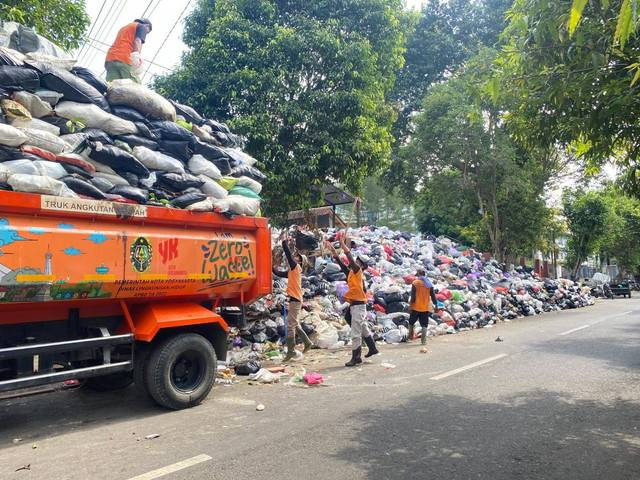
132,146,184,173
19,127,68,154
12,90,53,118
107,79,176,121
188,154,221,179
11,117,60,136
33,160,67,179
3,159,39,175
212,195,260,216
0,123,28,146
185,198,215,211
8,173,78,197
93,171,130,186
198,175,228,199
55,101,137,136
235,175,262,194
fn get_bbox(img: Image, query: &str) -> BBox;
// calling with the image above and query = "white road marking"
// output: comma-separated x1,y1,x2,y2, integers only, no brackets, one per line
127,455,212,480
429,354,508,380
558,325,591,336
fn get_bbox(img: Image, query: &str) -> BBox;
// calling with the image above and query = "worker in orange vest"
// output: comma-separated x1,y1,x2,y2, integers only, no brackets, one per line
105,18,152,82
273,237,313,361
409,268,437,345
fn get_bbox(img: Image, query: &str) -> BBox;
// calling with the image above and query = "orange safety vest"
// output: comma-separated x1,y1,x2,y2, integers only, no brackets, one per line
287,264,303,302
410,279,431,312
345,269,367,303
106,22,138,65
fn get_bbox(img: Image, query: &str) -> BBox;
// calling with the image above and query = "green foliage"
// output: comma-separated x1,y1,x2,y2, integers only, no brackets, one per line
0,0,90,51
155,0,407,217
359,177,417,232
569,0,638,49
598,187,640,275
562,190,610,277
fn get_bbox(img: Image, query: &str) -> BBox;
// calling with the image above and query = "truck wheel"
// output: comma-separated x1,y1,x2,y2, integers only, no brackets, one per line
84,372,133,392
145,333,216,410
133,344,151,398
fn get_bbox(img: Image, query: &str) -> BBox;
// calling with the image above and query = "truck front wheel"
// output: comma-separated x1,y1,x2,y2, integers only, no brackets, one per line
145,333,216,410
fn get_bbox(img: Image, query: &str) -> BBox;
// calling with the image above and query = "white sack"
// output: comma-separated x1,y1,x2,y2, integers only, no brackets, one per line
212,195,260,216
8,174,78,197
107,79,176,121
132,146,184,173
19,127,67,154
12,91,53,118
236,175,262,194
33,160,67,179
0,123,27,147
198,175,228,199
55,101,137,136
11,117,59,136
188,154,221,179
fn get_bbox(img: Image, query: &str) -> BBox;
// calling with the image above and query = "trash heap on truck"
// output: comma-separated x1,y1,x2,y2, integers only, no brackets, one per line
0,23,264,215
227,226,595,374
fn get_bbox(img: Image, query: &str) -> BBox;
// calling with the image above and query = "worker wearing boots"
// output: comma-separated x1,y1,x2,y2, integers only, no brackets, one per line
273,237,313,361
408,268,437,345
327,234,379,367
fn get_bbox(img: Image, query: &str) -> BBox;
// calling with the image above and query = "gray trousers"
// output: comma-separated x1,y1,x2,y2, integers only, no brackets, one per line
350,303,371,350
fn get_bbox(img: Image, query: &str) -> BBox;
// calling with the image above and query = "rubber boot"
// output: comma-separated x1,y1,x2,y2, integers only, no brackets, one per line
283,337,296,362
421,327,428,345
345,347,362,367
363,335,380,358
296,326,314,352
408,324,414,342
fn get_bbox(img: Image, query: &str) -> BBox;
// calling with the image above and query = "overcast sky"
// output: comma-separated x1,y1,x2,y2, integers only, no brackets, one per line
78,0,426,83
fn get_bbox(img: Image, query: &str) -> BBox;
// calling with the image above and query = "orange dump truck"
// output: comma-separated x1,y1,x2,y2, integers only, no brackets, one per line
0,191,271,409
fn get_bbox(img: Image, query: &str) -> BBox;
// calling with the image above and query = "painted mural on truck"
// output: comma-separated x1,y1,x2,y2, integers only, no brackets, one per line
0,215,258,303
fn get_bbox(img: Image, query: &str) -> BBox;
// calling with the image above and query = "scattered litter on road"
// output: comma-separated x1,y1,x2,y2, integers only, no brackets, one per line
495,336,504,342
381,362,396,369
14,464,30,472
12,438,22,444
420,347,429,354
144,434,160,440
256,404,265,411
303,372,324,385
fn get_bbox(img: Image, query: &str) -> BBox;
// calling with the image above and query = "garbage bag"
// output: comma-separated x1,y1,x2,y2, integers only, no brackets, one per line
108,185,147,204
59,132,88,150
81,128,113,145
107,79,176,121
12,90,52,117
193,138,229,161
235,360,261,376
61,162,92,179
236,175,262,194
295,231,319,251
19,127,67,154
222,147,257,167
132,146,184,173
188,154,221,179
94,171,129,186
230,163,266,181
61,175,107,199
159,139,192,162
198,174,228,198
212,195,260,216
122,171,140,186
20,144,57,161
40,67,110,111
115,134,158,151
90,176,115,193
383,328,403,344
24,52,76,71
157,172,203,191
185,197,214,211
171,191,207,209
192,124,220,145
34,89,63,106
3,159,39,175
0,47,24,67
170,100,204,125
217,176,238,191
1,99,31,122
55,153,96,174
150,120,195,142
111,105,147,123
8,173,77,197
133,122,157,140
70,66,108,94
0,65,40,91
0,123,27,146
386,301,409,314
229,185,261,200
55,101,137,136
40,116,83,135
115,140,132,154
88,141,149,177
313,321,339,349
0,145,22,160
204,119,231,134
83,157,116,174
11,117,60,136
33,160,66,179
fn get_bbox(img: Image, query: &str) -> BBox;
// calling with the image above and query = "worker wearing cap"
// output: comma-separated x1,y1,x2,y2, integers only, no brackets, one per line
409,268,437,345
273,238,313,361
105,18,152,83
327,234,379,366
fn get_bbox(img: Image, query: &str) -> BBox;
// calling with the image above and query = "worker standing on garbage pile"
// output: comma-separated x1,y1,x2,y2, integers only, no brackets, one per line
326,234,380,366
272,235,313,361
408,268,438,345
105,18,152,83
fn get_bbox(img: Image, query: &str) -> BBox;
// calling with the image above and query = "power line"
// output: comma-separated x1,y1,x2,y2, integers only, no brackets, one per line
140,0,156,18
77,0,108,60
85,0,127,67
146,0,163,20
82,37,173,71
142,0,192,82
79,0,117,64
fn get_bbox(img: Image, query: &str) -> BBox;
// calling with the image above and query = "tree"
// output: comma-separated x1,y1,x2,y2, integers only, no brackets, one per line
569,0,639,50
155,0,407,217
562,190,610,278
359,177,417,232
0,0,90,51
495,0,640,199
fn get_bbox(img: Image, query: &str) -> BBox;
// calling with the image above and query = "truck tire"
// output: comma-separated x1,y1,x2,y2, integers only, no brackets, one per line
144,333,216,410
84,372,133,391
133,344,151,398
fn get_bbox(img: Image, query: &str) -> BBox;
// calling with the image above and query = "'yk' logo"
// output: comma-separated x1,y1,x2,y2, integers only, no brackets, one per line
159,238,179,264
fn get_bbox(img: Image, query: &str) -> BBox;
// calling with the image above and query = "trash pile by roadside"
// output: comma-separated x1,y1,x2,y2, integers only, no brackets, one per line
225,226,595,375
0,23,263,216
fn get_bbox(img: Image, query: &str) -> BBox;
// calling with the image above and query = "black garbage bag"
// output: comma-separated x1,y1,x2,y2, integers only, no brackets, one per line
159,139,192,162
0,65,40,91
111,105,147,123
71,66,108,94
60,175,107,200
82,128,113,145
41,116,81,135
382,292,404,304
301,322,316,336
41,67,110,111
0,145,22,161
230,164,266,182
0,48,23,67
150,120,195,142
115,134,158,150
193,139,228,161
204,119,231,134
88,141,149,177
121,171,140,186
89,176,115,192
250,322,266,334
170,100,204,125
171,191,207,209
61,163,93,179
109,185,148,204
295,231,318,251
386,301,409,314
157,172,204,191
133,122,158,140
265,326,280,342
235,360,261,376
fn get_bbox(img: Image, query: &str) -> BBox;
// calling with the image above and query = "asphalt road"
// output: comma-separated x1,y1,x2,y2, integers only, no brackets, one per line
1,298,639,480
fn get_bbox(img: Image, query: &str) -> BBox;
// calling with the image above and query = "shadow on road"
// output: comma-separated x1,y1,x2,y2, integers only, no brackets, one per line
333,390,640,480
0,386,164,448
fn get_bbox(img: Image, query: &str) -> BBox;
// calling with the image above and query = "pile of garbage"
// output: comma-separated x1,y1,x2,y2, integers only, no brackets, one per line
0,23,263,215
227,226,595,364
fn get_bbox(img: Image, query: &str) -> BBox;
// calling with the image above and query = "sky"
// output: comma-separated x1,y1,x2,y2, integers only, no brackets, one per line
78,0,426,84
